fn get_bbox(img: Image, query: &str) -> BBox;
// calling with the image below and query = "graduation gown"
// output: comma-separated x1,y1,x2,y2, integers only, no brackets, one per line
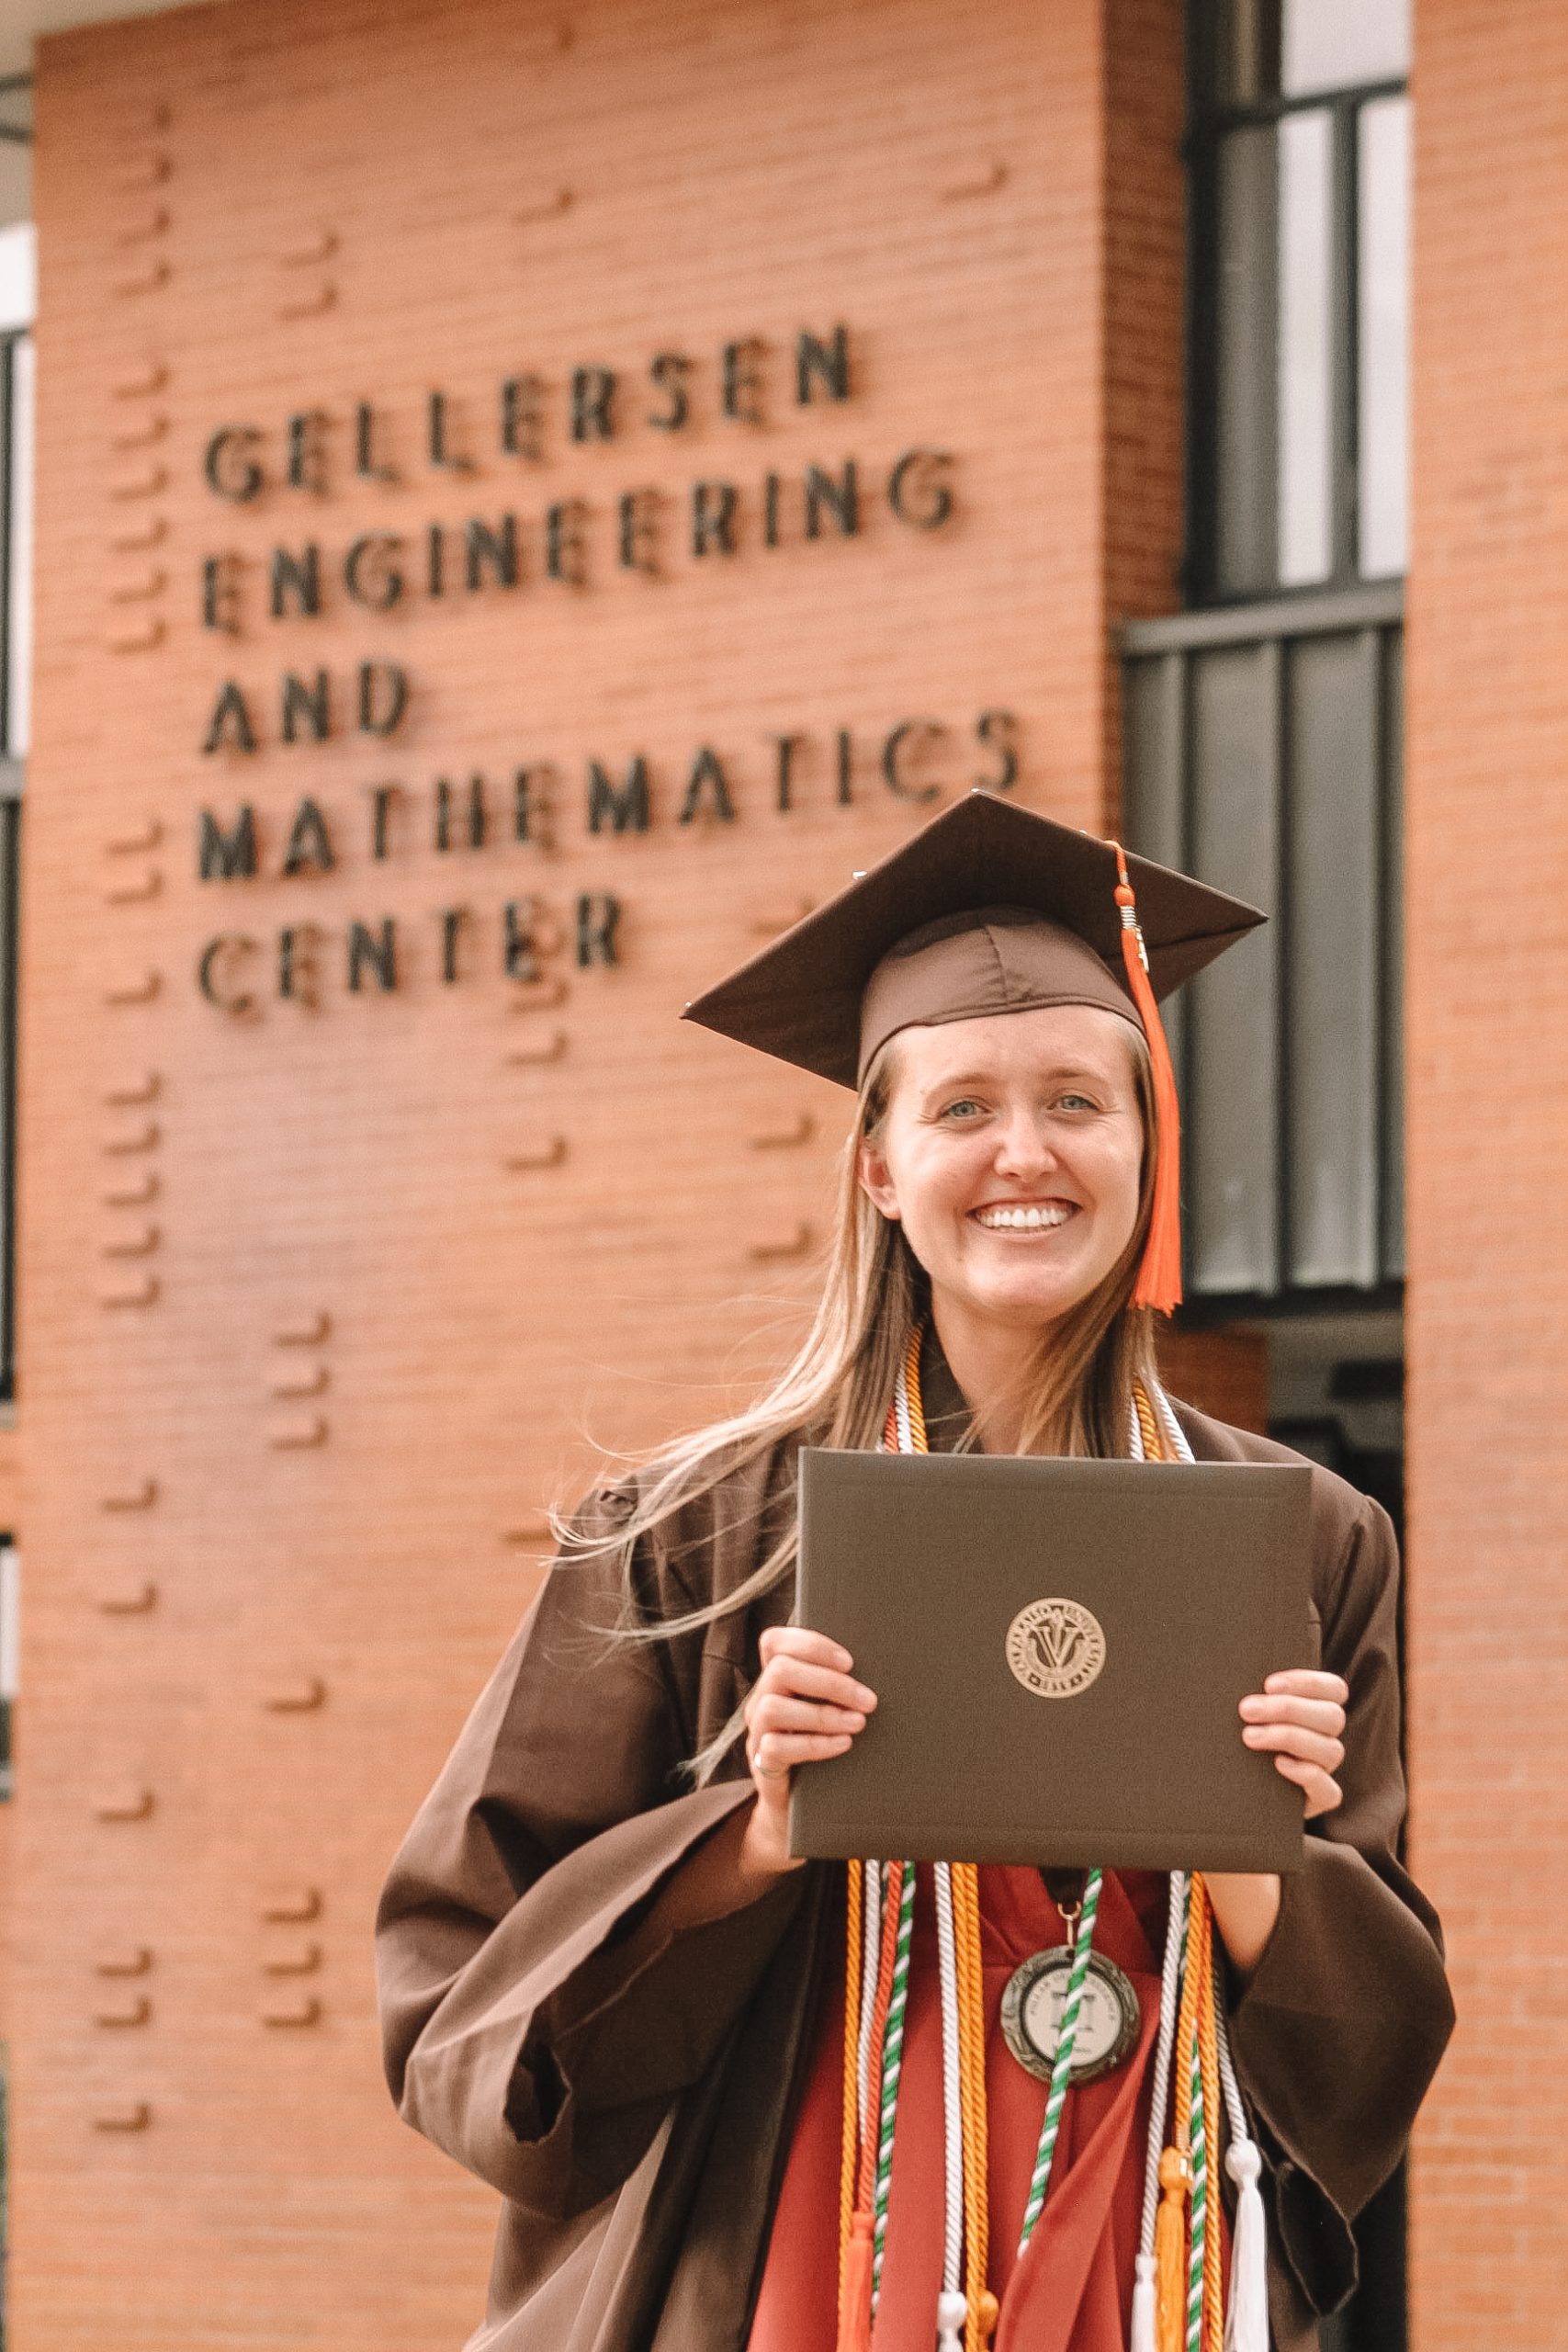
375,1364,1455,2351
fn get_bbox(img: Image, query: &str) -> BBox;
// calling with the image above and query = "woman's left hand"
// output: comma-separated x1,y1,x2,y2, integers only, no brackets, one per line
1239,1667,1349,1819
1208,1668,1351,1981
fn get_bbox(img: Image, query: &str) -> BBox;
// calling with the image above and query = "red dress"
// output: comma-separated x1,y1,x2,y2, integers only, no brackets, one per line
749,1863,1224,2352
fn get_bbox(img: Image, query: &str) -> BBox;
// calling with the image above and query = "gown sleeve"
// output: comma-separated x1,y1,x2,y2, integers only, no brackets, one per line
373,1482,808,2221
1223,1487,1455,2315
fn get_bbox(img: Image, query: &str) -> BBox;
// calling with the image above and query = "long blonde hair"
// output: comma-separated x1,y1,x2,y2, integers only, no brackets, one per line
558,1020,1164,1782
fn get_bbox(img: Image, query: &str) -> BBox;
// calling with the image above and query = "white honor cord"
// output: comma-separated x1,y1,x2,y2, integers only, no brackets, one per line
893,1350,914,1454
857,1860,884,2149
1213,2000,1248,2143
932,1862,964,2300
1214,1993,1269,2352
1139,1870,1190,2256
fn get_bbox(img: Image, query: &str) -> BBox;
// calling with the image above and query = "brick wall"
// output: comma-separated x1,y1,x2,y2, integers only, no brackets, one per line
11,0,1181,2341
1159,1327,1268,1435
1405,0,1568,2339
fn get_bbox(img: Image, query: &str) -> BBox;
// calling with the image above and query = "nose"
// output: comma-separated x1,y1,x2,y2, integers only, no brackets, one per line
991,1106,1056,1181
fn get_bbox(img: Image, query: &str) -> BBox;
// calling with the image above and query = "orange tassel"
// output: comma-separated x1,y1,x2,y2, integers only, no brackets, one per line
836,2211,874,2352
1111,842,1183,1315
1154,2146,1191,2352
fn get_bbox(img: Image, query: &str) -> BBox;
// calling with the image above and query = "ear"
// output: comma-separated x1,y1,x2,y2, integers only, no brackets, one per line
857,1137,901,1222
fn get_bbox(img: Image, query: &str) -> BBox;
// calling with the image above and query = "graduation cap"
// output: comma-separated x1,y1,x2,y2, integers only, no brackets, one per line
682,790,1265,1313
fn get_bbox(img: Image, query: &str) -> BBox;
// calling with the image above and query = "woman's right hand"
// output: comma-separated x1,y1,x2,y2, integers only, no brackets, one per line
741,1625,878,1878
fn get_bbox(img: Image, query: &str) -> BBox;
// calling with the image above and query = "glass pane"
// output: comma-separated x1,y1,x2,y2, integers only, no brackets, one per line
6,335,31,760
1282,0,1410,96
1213,125,1279,595
1284,631,1382,1286
1381,630,1405,1277
1187,645,1280,1295
1359,96,1410,577
1277,109,1334,585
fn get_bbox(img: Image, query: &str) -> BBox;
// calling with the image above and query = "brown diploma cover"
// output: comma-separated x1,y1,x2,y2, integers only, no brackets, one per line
789,1448,1312,1874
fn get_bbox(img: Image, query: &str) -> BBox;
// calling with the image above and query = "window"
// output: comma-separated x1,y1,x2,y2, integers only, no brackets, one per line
1188,0,1411,600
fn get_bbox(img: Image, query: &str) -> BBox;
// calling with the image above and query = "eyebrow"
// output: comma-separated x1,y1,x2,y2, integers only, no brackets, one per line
918,1060,1116,1101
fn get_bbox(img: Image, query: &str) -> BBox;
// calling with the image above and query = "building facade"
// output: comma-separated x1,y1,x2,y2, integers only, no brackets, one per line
0,0,1552,2345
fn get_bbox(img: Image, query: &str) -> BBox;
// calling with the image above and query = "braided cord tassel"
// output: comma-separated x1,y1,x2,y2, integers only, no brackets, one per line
871,1860,919,2303
1214,1998,1269,2352
1016,1867,1105,2254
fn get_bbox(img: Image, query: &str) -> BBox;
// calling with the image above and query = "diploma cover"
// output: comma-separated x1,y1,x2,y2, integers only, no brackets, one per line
789,1448,1312,1873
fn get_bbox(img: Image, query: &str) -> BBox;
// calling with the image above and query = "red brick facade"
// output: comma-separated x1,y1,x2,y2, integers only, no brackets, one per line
8,1,1235,2342
3,0,1453,2344
1404,1,1568,2341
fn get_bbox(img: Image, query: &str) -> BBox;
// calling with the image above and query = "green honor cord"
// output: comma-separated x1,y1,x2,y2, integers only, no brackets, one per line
871,1860,919,2304
1017,1865,1105,2256
1186,2011,1208,2352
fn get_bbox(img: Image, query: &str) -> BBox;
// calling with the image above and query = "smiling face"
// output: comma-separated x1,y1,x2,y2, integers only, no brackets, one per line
856,1003,1149,1340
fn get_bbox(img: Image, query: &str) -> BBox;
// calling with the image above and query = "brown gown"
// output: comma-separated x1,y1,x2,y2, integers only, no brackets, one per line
375,1350,1455,2351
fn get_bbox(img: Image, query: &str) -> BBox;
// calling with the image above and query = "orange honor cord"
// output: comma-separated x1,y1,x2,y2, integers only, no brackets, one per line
1195,1896,1224,2352
1155,1868,1207,2352
840,1860,864,2306
1134,1379,1164,1463
1111,843,1183,1315
950,1860,997,2350
902,1323,930,1453
1173,1874,1203,2161
838,1859,905,2352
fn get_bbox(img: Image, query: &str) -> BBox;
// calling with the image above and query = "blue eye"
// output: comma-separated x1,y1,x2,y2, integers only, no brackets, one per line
940,1098,984,1120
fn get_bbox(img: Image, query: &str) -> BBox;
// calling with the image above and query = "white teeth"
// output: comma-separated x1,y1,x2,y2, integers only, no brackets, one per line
975,1204,1072,1231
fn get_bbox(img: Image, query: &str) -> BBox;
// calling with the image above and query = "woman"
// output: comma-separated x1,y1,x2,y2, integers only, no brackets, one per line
375,793,1453,2352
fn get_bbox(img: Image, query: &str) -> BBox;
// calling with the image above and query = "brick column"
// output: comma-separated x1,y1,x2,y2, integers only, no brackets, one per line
1405,0,1568,2339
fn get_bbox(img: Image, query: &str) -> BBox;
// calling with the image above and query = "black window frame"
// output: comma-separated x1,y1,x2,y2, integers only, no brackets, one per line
1184,2,1409,606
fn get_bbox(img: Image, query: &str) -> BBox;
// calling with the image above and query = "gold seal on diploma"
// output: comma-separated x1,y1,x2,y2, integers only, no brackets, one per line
1005,1598,1107,1699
